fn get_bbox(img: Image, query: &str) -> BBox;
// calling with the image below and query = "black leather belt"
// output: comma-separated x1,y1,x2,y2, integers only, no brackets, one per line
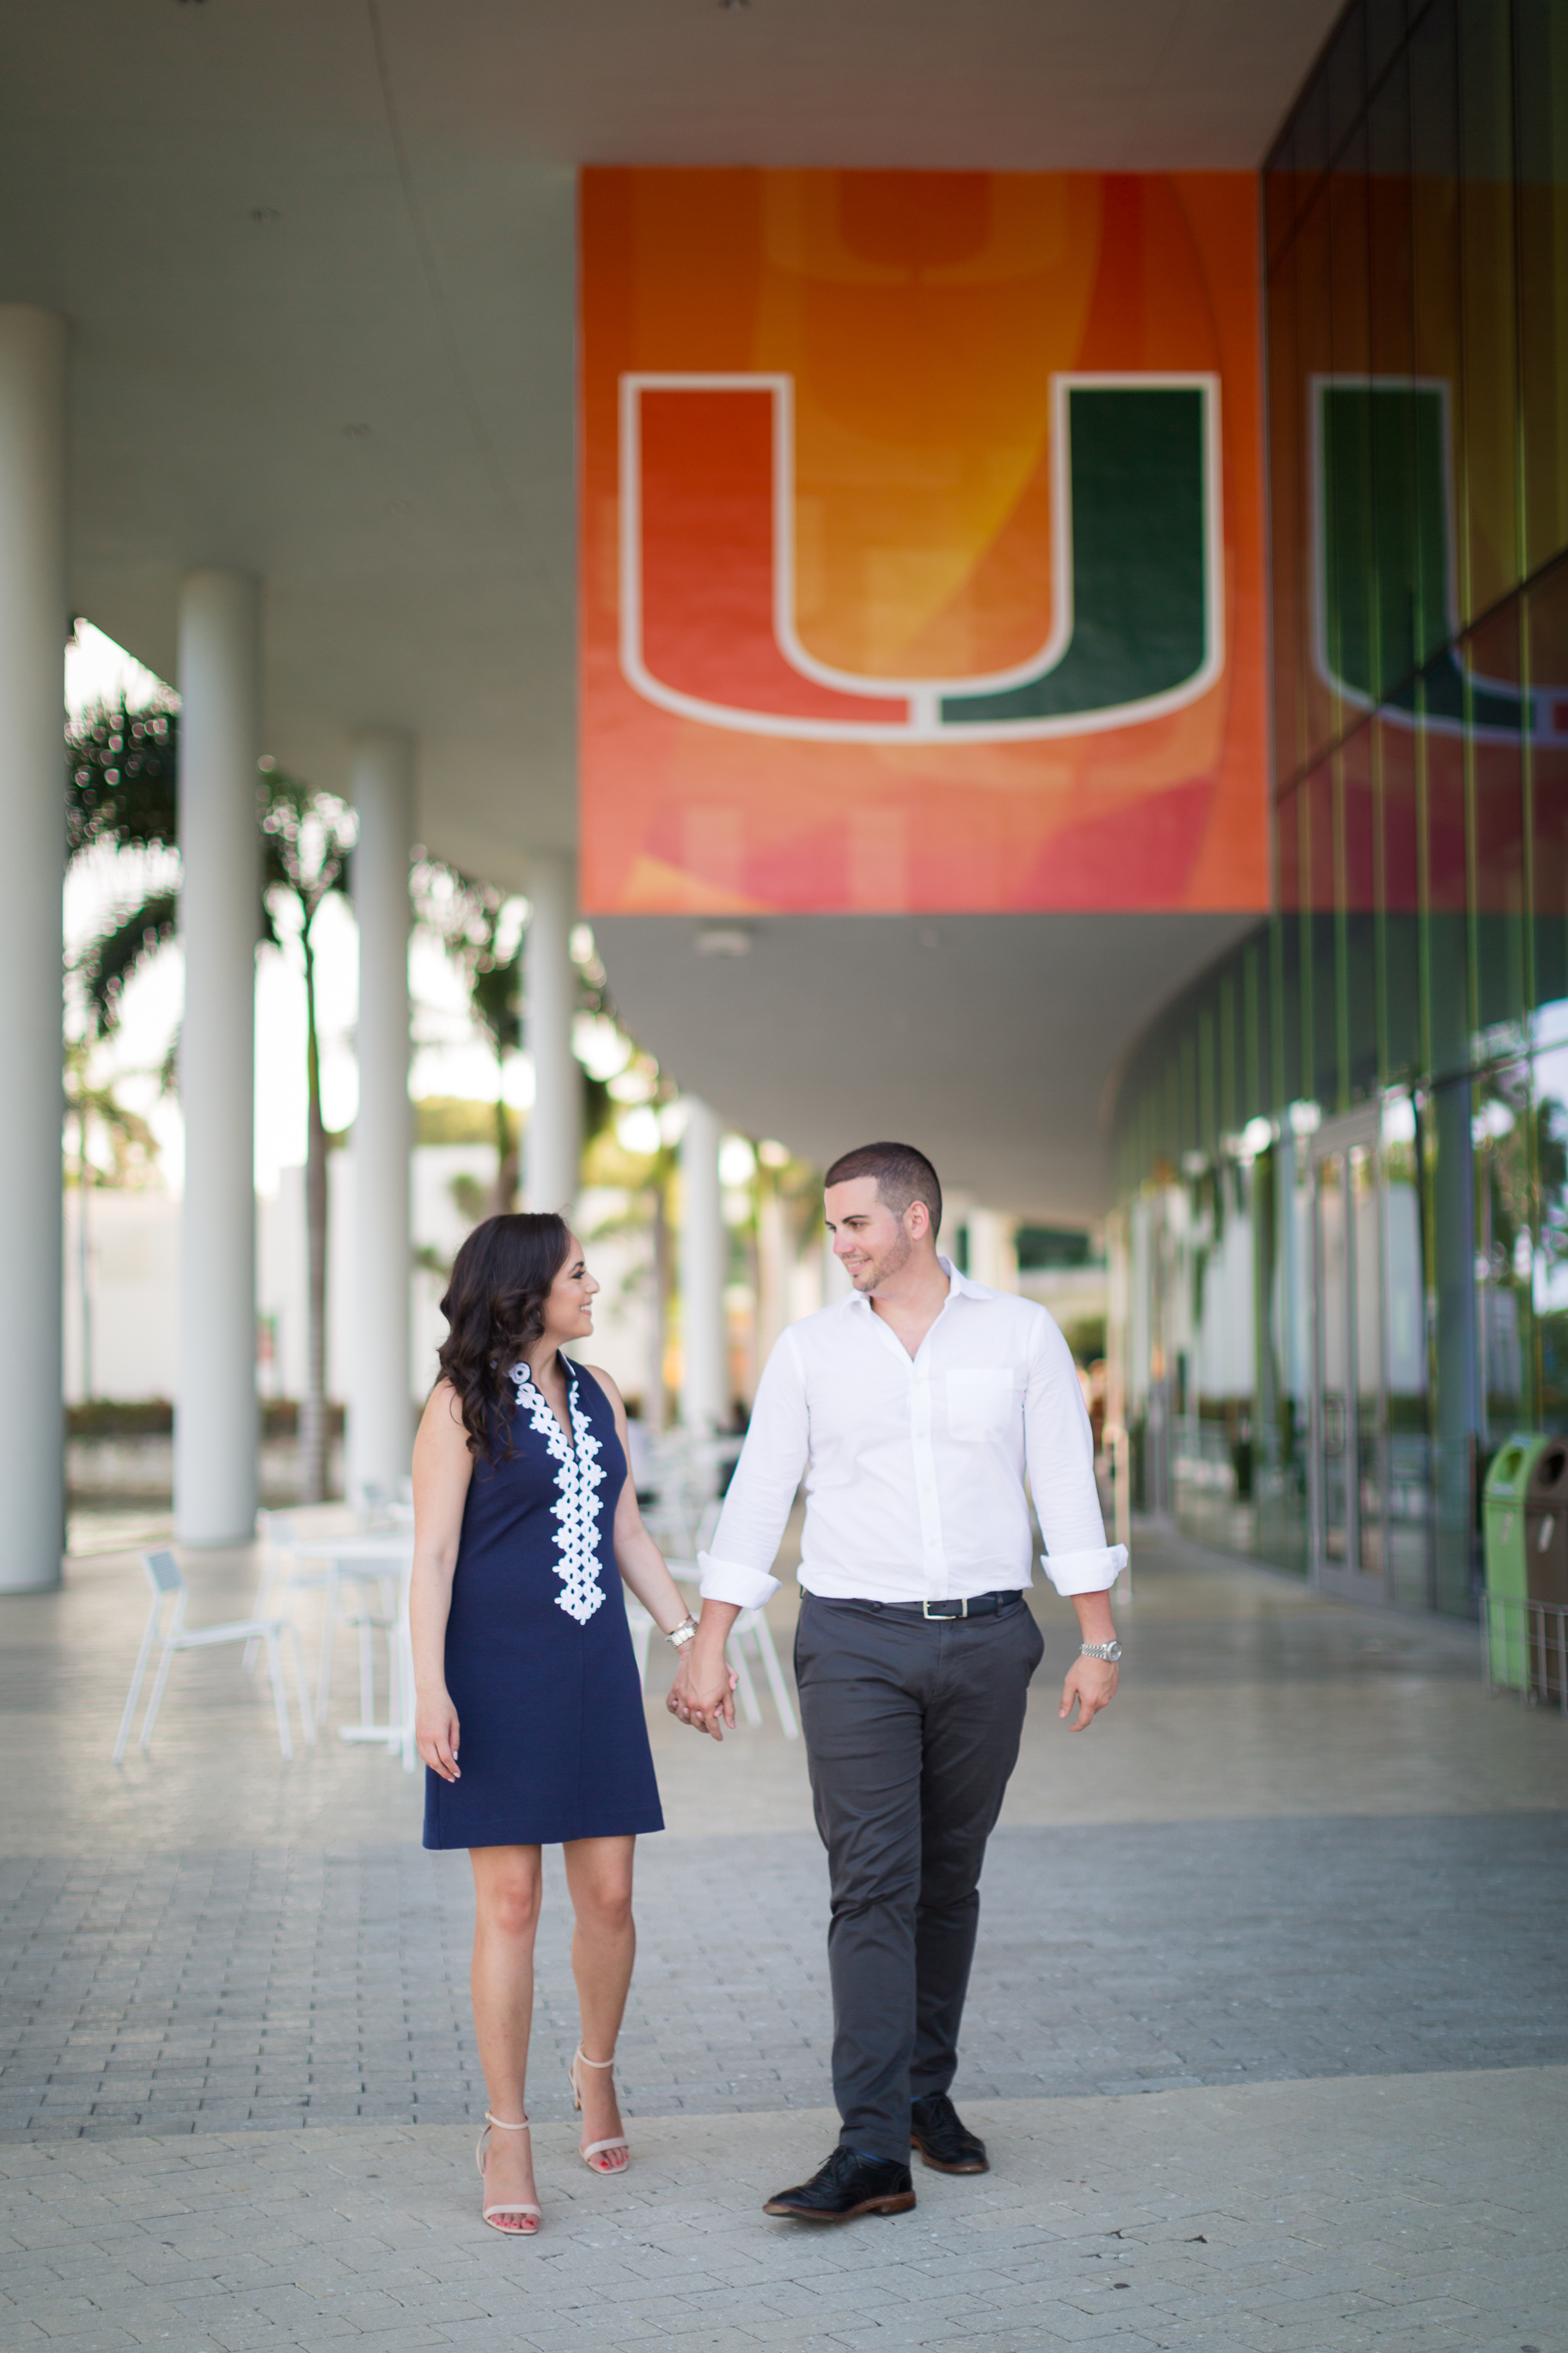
863,1590,1025,1621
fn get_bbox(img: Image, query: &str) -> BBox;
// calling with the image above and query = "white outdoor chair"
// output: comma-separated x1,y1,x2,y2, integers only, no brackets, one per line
314,1554,403,1737
675,1582,800,1738
353,1479,413,1530
113,1549,315,1763
638,1430,741,1560
245,1510,320,1663
246,1510,333,1693
624,1586,783,1732
249,1509,402,1734
661,1496,801,1741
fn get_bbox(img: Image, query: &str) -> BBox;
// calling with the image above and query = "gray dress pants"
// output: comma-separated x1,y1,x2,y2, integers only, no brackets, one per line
793,1592,1046,2164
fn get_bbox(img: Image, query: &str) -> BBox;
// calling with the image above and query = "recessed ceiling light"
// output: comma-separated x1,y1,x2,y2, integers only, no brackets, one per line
695,926,753,956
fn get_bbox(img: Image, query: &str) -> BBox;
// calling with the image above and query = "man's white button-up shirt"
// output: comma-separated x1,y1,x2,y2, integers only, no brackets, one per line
698,1259,1127,1611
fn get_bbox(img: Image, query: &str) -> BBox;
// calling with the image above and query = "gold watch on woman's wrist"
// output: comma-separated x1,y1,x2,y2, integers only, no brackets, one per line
666,1616,699,1650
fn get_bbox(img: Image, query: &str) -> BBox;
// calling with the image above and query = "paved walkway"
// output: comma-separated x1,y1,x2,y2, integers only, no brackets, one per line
3,2071,1562,2352
3,1812,1565,2141
0,1520,1564,2350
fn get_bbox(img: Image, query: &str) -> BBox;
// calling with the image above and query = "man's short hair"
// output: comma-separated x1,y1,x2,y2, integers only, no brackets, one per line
823,1141,943,1239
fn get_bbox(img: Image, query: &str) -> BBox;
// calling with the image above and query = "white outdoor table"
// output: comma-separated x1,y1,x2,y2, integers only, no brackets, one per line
284,1532,417,1768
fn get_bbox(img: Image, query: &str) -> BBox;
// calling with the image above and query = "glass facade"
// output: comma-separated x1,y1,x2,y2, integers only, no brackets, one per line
1109,0,1568,1614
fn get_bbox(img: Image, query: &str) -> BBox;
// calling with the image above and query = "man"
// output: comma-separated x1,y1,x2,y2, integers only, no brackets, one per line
670,1141,1125,2222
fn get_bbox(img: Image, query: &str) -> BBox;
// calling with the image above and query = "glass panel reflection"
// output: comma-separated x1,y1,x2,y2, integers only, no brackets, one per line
1352,1140,1385,1572
1317,1150,1352,1562
1474,1060,1535,1441
1116,0,1568,1627
1383,1095,1433,1605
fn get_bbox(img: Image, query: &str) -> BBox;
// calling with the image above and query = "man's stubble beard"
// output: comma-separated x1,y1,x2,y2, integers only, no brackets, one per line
856,1223,913,1293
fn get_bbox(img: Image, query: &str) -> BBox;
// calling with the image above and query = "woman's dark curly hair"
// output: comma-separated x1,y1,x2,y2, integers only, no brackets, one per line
436,1212,573,1458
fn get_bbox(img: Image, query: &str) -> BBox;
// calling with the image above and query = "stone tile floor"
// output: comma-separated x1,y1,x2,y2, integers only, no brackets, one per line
3,1813,1565,2140
0,2072,1561,2352
0,1520,1564,2350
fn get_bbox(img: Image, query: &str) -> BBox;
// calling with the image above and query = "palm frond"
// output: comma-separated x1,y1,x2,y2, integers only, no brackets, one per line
260,773,354,914
66,697,179,862
76,891,179,1036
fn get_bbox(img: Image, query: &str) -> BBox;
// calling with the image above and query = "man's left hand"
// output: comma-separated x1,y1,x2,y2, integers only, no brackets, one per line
1059,1655,1118,1731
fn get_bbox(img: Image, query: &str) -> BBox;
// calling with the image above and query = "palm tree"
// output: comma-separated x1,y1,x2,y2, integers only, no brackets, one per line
66,700,354,1504
259,778,353,1501
67,694,179,862
67,694,180,1403
68,694,181,1018
412,874,525,1213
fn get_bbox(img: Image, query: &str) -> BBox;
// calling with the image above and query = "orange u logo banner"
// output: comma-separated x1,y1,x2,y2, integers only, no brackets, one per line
580,169,1269,915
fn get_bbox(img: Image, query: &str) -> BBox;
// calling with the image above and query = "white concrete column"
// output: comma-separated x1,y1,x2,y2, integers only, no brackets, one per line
680,1097,726,1434
176,570,260,1545
0,309,67,1593
350,730,413,1500
523,853,581,1214
967,1209,1018,1293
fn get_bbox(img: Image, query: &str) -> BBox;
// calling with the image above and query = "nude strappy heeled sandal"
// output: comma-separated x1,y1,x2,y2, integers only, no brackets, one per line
569,2045,630,2173
475,2112,541,2234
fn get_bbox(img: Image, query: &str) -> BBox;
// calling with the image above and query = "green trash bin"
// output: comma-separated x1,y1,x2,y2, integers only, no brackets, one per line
1482,1433,1568,1688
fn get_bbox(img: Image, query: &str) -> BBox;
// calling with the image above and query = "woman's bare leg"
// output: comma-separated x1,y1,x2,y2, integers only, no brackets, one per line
562,1835,637,2169
469,1844,543,2228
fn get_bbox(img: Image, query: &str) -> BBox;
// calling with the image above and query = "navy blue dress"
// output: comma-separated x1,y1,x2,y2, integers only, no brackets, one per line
423,1356,664,1849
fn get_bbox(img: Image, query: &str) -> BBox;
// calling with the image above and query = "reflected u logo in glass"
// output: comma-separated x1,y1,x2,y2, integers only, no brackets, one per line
620,372,1224,744
1314,376,1567,744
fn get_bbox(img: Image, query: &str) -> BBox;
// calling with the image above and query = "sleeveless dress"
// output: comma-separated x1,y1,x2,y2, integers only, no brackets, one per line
423,1355,664,1849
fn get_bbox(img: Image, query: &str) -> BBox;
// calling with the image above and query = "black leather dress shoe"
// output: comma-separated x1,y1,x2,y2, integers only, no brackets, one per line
910,2091,989,2173
763,2145,916,2221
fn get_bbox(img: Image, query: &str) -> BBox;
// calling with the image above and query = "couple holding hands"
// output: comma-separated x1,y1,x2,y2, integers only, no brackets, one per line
412,1140,1126,2237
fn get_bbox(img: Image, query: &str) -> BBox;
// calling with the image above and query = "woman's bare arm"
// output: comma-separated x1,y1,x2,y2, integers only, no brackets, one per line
410,1379,474,1782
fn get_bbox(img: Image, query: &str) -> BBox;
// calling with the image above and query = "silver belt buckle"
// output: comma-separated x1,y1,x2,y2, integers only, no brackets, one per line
923,1597,967,1619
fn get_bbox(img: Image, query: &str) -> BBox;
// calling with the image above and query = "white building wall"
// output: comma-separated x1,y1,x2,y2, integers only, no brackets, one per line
65,1150,830,1427
64,1189,180,1402
70,1140,859,1498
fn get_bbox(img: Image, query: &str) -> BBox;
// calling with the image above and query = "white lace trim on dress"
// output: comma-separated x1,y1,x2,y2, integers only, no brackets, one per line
508,1361,609,1624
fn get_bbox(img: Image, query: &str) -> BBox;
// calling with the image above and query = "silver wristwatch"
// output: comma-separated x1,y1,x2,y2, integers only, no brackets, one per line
667,1617,699,1650
1080,1640,1122,1662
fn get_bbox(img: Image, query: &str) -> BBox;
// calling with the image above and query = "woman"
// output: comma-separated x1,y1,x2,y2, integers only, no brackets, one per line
412,1212,714,2237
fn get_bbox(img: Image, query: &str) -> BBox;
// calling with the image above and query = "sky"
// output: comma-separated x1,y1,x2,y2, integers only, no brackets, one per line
66,622,528,1197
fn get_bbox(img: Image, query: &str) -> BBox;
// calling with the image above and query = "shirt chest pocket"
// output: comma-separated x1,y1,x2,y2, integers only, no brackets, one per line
946,1366,1017,1441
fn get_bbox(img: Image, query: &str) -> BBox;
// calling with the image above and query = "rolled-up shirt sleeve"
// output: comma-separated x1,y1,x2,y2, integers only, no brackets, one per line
1025,1311,1127,1598
698,1331,809,1610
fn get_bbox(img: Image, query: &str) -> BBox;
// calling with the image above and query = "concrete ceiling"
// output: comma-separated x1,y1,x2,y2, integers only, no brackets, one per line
2,0,1336,1210
595,910,1260,1223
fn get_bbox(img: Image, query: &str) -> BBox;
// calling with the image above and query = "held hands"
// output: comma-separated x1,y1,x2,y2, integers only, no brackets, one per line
416,1688,461,1781
1059,1653,1118,1732
667,1641,739,1742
